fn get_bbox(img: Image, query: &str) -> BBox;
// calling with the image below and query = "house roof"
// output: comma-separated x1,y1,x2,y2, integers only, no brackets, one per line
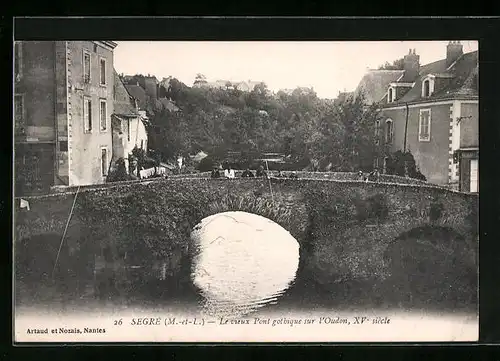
113,70,140,117
383,50,478,106
247,81,264,89
335,91,354,104
192,151,208,162
121,75,137,84
124,84,147,110
159,77,173,89
353,70,405,105
158,97,180,112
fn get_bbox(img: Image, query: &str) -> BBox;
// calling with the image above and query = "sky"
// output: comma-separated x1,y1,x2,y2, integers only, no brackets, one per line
113,41,478,100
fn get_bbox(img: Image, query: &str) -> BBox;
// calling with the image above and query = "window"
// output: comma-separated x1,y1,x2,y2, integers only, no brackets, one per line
422,77,434,97
99,99,107,131
374,119,380,145
15,94,24,134
83,51,91,84
99,58,107,86
59,141,68,152
14,94,23,121
388,87,396,103
385,119,394,144
101,148,108,177
419,109,431,142
127,119,131,141
383,157,388,174
423,80,430,97
84,97,92,132
14,42,23,80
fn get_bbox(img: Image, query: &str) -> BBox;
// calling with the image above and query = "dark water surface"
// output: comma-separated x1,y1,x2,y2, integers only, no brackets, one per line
15,212,477,323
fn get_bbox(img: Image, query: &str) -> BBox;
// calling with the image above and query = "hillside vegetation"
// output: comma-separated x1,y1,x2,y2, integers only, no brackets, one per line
145,78,382,172
137,76,424,180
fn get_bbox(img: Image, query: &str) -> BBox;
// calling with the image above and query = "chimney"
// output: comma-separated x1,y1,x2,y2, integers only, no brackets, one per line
446,41,463,68
403,48,420,82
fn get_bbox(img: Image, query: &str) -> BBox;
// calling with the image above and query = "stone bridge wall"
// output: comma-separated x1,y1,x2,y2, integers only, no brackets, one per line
14,177,478,288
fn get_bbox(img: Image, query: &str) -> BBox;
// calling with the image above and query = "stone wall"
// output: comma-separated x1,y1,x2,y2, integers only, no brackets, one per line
14,177,478,292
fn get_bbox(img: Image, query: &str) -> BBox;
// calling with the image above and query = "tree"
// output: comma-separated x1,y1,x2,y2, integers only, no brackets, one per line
148,109,192,161
333,94,381,172
193,73,207,86
129,146,147,172
377,57,405,70
197,156,216,172
143,75,381,173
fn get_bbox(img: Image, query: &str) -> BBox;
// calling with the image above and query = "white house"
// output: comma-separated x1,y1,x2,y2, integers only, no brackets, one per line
112,70,149,175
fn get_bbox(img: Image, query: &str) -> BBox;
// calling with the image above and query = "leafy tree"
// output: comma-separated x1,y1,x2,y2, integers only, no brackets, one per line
129,146,147,173
197,156,216,172
193,73,207,86
332,93,381,171
143,77,381,173
377,58,405,70
148,109,192,161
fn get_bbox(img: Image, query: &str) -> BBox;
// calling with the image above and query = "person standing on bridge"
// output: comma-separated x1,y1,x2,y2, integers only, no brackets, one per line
241,168,255,178
211,166,221,178
367,168,380,182
256,165,267,178
224,165,235,179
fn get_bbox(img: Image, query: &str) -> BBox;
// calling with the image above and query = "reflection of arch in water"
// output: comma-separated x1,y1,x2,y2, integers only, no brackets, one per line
384,225,477,307
195,192,308,284
190,211,300,317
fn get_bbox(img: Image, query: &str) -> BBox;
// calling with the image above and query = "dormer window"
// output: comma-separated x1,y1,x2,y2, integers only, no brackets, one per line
387,87,396,103
423,80,430,96
421,75,435,97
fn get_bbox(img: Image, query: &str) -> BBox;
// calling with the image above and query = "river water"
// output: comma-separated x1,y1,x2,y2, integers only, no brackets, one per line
191,211,300,318
14,211,478,342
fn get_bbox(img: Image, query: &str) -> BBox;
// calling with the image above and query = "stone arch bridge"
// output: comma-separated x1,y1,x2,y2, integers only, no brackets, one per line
14,176,478,291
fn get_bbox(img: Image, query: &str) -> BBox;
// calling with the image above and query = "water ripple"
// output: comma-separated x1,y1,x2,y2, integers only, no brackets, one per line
190,211,300,318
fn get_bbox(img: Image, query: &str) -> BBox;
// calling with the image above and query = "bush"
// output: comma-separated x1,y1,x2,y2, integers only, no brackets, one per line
385,150,426,181
107,158,132,182
197,156,216,172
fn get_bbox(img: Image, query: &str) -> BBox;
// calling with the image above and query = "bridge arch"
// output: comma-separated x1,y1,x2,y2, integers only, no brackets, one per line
14,176,478,303
195,193,298,237
383,225,477,307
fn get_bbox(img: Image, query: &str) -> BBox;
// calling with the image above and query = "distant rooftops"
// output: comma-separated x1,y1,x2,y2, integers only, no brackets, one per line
352,42,477,106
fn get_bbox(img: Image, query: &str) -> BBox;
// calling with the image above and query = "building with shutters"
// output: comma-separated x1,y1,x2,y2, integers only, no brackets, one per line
14,41,117,195
354,42,478,192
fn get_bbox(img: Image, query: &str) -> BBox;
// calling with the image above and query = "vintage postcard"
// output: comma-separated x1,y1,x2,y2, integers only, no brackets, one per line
13,39,479,343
